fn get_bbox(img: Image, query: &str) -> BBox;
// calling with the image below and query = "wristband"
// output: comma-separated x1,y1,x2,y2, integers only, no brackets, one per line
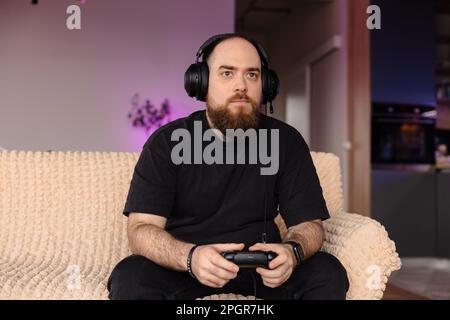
187,245,198,278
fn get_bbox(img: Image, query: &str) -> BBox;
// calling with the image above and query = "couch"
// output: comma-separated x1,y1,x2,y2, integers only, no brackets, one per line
0,150,401,299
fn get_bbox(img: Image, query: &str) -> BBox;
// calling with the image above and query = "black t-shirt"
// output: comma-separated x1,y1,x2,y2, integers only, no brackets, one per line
123,110,329,248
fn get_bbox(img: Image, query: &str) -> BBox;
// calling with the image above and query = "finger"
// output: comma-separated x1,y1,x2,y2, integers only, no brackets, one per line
267,277,287,288
198,273,220,288
256,267,281,279
269,254,287,270
201,270,227,288
211,254,240,274
212,243,245,252
263,277,279,286
203,279,222,288
262,278,280,288
206,274,228,288
211,256,239,275
208,263,237,281
196,267,224,287
248,243,272,251
261,273,289,288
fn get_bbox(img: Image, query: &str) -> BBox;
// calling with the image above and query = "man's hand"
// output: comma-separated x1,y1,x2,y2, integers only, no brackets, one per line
191,243,244,288
249,242,296,288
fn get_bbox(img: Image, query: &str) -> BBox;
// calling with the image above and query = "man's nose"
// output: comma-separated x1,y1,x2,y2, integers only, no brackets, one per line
233,75,247,94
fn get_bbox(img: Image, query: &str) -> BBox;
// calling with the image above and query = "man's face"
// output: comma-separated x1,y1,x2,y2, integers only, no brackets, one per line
205,37,263,134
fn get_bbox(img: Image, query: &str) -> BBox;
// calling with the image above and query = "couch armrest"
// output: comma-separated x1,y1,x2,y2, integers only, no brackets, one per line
321,212,401,300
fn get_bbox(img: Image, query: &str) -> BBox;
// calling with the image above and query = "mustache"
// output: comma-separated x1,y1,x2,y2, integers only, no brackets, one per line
227,94,257,105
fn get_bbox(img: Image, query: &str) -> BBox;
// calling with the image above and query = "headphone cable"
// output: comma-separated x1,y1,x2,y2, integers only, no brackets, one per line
250,271,257,300
262,174,267,244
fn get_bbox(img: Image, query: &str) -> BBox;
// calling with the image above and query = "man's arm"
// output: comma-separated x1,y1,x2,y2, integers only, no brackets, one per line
127,212,243,288
282,219,325,260
249,218,325,288
127,212,192,271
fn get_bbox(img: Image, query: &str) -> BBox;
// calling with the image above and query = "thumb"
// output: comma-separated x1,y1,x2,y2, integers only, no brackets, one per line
211,243,245,252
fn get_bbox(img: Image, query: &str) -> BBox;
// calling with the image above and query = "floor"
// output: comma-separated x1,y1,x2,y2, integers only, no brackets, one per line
385,257,450,300
383,283,428,300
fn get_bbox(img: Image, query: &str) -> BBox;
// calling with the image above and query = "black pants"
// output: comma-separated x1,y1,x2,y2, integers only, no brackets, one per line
107,251,349,300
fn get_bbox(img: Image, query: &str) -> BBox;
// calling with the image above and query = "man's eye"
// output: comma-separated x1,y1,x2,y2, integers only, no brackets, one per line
247,72,258,79
222,71,233,77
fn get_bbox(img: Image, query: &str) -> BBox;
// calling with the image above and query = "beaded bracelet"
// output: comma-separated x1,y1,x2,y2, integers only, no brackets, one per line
187,245,199,278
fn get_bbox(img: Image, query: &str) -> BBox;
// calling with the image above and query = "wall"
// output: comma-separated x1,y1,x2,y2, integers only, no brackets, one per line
265,0,344,127
0,0,234,152
371,0,436,105
263,0,350,210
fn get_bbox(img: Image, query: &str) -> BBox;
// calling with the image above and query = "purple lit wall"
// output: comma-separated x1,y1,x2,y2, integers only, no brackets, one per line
0,0,234,151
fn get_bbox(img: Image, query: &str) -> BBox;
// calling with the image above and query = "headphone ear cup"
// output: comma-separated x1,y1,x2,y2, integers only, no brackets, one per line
184,62,209,101
266,69,280,103
261,68,268,104
197,62,209,102
184,63,200,99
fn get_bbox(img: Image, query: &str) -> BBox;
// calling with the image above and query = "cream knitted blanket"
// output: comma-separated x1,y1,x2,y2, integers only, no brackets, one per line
0,151,400,299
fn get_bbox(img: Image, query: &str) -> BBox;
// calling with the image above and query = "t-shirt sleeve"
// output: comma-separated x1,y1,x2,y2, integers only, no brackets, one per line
123,133,176,218
277,129,330,227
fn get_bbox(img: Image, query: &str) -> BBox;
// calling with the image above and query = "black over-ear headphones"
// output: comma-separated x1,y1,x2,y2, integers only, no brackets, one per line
184,33,280,113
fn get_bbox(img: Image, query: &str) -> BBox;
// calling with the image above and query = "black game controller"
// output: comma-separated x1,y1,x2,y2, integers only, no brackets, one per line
221,250,278,268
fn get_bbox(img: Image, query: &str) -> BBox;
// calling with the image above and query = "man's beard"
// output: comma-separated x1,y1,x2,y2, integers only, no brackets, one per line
206,94,261,135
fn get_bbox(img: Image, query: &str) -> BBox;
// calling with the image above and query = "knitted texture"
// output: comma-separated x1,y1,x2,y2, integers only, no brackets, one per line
0,150,400,299
198,293,259,300
0,151,134,299
322,212,401,299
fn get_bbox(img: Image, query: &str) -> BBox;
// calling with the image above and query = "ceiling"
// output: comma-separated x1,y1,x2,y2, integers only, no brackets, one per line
235,0,332,33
